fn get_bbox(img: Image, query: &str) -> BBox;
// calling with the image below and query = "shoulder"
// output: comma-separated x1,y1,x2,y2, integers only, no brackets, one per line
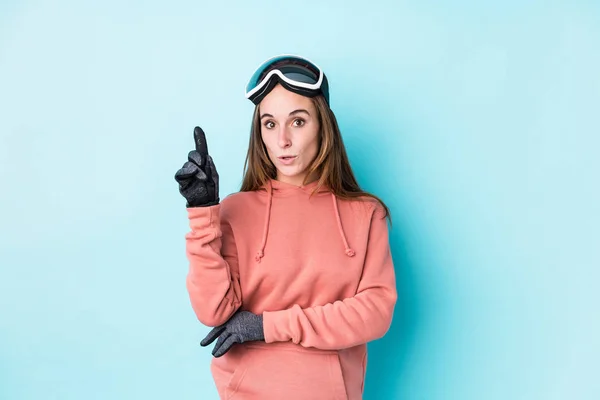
219,190,261,221
221,191,248,206
340,195,387,222
220,191,248,212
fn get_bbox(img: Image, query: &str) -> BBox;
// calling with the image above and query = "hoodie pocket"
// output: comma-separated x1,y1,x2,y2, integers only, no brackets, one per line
227,344,348,400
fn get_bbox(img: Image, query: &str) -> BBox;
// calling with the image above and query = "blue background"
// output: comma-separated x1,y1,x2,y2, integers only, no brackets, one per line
1,1,599,399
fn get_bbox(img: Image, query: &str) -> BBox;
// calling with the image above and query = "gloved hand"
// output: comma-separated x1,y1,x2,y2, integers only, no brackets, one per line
200,310,265,357
174,126,220,207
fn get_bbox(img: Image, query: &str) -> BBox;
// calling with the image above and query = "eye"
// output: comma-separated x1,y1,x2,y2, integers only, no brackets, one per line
264,120,275,129
292,118,305,127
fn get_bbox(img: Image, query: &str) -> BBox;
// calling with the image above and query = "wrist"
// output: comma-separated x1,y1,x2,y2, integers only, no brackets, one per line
187,199,220,208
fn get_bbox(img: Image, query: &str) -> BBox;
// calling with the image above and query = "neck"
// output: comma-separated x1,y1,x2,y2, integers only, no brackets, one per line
276,171,320,187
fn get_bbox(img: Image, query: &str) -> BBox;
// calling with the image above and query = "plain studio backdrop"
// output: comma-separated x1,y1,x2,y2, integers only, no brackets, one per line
1,1,598,399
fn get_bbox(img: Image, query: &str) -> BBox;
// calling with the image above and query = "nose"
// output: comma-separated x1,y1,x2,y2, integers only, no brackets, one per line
277,126,292,149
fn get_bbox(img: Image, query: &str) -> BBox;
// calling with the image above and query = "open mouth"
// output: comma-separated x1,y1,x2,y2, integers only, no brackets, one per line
278,155,297,164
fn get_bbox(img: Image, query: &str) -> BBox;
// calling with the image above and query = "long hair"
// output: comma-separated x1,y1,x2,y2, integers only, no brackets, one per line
239,94,392,224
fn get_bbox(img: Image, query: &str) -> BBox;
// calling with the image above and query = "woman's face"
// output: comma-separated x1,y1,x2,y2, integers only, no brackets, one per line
259,84,320,186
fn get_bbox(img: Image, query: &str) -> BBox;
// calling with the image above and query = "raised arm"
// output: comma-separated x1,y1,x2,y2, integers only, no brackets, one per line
175,126,242,326
185,205,242,327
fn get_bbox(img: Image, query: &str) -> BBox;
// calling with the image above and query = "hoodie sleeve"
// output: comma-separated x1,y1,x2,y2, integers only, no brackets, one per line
185,203,242,327
262,204,397,350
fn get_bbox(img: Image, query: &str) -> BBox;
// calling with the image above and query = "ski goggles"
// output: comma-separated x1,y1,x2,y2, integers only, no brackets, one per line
245,54,330,106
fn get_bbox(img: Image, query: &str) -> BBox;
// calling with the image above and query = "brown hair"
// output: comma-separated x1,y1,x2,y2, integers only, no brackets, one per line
239,94,391,224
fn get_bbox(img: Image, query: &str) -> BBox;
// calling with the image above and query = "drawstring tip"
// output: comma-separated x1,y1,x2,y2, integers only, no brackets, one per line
345,248,356,257
255,250,264,263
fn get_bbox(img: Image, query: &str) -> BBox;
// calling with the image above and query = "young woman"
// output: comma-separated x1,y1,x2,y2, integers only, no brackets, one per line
174,54,397,400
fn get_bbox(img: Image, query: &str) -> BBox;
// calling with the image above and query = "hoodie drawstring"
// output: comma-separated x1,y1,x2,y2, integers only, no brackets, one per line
331,193,356,257
255,179,273,263
255,180,355,263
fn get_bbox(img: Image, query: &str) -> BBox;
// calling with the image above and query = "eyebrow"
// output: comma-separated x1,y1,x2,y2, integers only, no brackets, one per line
260,109,311,120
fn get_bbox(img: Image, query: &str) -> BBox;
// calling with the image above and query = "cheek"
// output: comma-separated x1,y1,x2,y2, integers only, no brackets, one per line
260,133,274,153
307,129,320,156
262,136,280,163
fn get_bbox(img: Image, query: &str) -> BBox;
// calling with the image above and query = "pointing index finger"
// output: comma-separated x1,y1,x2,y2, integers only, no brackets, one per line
193,126,209,156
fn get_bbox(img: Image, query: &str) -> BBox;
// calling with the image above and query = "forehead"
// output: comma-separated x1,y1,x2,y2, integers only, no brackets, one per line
259,84,314,116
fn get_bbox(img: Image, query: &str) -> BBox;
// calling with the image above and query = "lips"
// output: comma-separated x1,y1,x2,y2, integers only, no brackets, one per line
278,155,297,165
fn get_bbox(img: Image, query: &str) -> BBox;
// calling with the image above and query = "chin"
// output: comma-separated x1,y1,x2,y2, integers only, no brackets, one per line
277,167,306,179
278,171,301,179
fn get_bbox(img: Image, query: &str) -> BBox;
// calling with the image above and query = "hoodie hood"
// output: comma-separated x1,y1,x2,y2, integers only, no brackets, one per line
254,178,356,263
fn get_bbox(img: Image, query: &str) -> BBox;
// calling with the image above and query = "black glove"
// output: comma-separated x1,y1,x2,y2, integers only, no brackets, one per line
200,310,265,357
174,126,220,207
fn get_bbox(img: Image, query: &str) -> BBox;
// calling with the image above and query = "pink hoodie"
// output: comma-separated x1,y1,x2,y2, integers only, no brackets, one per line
185,178,397,399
